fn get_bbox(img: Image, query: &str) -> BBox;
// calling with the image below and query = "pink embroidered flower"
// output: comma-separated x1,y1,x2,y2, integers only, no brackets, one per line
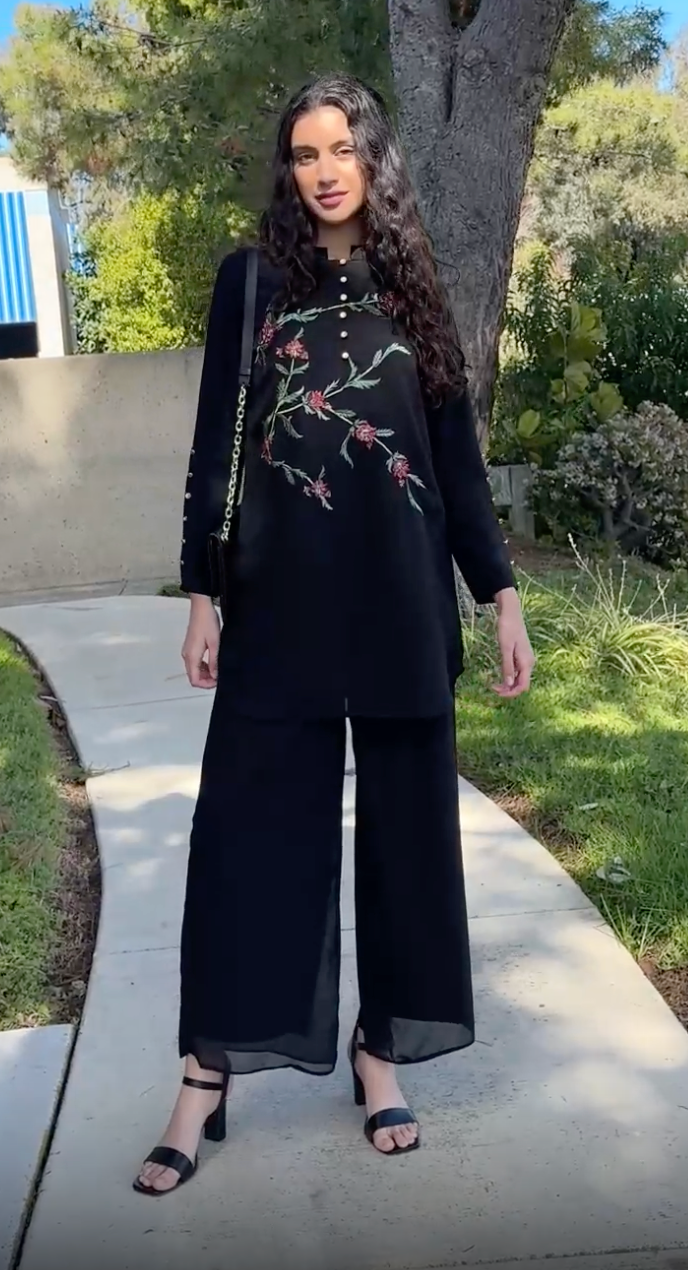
258,316,277,349
377,291,396,316
279,337,308,360
261,437,273,463
306,390,328,413
304,476,332,507
391,454,410,486
354,421,377,449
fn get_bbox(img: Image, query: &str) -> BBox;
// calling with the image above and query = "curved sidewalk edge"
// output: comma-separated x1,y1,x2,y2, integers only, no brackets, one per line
2,595,688,1270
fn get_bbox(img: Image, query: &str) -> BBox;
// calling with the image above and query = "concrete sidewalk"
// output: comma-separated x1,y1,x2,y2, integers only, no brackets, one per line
2,594,688,1270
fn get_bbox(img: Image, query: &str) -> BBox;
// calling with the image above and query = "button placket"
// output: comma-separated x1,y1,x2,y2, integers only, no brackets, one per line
339,271,350,358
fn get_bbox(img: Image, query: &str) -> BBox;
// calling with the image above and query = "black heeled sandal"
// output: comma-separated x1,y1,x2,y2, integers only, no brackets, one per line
132,1070,230,1196
348,1030,420,1156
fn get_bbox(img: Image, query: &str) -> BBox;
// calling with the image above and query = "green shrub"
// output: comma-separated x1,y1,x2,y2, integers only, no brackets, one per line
493,246,623,466
569,229,688,419
533,402,688,565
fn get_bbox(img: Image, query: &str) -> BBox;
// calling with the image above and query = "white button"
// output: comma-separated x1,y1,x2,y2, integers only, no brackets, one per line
185,492,192,499
340,276,347,282
187,471,193,478
339,311,347,319
340,293,347,301
190,448,195,455
339,258,347,265
183,515,187,522
340,330,348,339
342,351,350,359
182,538,186,544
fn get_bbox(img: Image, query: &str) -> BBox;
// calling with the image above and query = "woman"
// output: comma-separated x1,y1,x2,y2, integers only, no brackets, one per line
134,72,534,1196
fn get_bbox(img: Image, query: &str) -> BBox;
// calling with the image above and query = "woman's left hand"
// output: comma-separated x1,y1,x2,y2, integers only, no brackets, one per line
492,588,535,698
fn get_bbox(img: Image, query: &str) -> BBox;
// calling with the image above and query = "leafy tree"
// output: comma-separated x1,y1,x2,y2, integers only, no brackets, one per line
0,0,665,409
528,78,688,249
67,188,252,351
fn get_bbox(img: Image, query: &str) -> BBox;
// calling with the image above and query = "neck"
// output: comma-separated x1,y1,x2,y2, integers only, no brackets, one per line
316,216,364,261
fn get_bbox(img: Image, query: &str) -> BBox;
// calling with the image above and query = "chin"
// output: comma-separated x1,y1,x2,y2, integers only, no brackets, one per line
312,201,358,225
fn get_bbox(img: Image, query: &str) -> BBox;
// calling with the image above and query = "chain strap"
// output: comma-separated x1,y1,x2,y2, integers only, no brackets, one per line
219,384,247,543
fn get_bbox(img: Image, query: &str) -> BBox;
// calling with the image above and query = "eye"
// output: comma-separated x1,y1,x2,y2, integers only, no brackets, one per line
293,153,315,166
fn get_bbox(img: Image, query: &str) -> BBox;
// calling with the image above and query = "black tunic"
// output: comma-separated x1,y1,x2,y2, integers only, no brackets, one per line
179,246,514,718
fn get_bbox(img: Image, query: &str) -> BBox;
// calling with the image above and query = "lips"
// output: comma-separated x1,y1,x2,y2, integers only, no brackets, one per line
316,191,346,208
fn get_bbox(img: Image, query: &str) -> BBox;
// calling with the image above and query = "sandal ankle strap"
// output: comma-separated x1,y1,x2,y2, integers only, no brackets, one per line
182,1076,225,1091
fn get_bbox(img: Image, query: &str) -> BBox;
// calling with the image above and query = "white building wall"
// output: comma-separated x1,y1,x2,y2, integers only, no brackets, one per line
0,156,72,357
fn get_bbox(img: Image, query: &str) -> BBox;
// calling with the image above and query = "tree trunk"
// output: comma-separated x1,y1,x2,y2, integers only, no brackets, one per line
387,0,575,445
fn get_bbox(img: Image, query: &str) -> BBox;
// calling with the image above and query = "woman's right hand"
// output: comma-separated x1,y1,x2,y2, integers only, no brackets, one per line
182,595,221,689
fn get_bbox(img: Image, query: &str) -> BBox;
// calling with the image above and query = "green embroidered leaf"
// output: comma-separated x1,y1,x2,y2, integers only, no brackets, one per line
275,363,289,376
280,416,303,439
337,408,357,420
340,433,354,467
351,376,380,390
407,484,424,514
282,466,296,485
375,429,395,437
324,380,341,395
407,473,426,488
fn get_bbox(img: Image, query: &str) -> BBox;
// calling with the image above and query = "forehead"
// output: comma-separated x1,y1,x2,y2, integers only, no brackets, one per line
291,105,352,149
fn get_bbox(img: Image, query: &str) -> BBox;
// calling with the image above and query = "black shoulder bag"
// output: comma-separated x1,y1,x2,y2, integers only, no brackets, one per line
207,248,259,621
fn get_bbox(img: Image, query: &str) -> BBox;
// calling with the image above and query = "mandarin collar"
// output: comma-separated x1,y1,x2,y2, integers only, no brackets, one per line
314,245,366,263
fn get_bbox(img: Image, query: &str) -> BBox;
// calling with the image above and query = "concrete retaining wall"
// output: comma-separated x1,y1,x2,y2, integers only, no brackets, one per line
0,348,203,594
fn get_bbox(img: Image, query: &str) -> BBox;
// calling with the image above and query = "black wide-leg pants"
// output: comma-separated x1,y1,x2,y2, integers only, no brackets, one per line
178,707,474,1076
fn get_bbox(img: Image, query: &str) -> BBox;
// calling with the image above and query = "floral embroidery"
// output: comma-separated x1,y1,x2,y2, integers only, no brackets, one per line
377,291,397,317
257,295,426,513
354,421,377,448
305,389,328,414
303,469,332,508
255,293,383,365
390,454,411,486
278,337,308,361
257,315,277,353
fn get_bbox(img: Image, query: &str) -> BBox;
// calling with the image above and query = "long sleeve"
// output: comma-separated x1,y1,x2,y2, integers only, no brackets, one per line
180,249,248,596
425,387,516,605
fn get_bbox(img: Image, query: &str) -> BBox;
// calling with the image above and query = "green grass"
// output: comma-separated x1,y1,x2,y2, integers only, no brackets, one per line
458,555,688,968
0,634,67,1028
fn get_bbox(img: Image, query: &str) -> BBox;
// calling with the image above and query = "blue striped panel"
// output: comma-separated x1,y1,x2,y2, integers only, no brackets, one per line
0,192,37,324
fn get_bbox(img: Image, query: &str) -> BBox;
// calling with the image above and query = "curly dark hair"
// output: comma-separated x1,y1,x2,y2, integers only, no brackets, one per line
258,73,466,404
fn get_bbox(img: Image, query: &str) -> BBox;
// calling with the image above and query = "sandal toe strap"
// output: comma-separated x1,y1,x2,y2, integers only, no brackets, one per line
366,1107,417,1136
143,1145,196,1181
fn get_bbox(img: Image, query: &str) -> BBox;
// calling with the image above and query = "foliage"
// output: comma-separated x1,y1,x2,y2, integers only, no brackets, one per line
534,402,688,566
0,1,665,203
0,0,392,204
549,1,665,101
493,246,623,466
569,230,688,418
458,553,688,968
67,188,252,352
526,77,688,251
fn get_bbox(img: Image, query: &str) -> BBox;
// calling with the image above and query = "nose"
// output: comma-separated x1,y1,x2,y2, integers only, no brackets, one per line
316,157,339,189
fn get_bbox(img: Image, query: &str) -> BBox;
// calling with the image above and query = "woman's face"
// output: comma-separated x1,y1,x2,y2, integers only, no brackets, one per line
290,105,365,227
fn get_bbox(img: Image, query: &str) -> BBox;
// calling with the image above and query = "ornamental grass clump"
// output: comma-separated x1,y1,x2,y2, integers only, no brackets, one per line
534,402,688,565
526,548,688,681
465,544,688,682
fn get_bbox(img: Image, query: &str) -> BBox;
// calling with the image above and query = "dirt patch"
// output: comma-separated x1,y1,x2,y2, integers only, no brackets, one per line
504,533,577,576
27,656,101,1026
639,961,688,1031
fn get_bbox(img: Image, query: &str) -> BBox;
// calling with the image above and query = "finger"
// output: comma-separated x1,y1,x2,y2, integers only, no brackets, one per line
500,641,516,691
207,642,219,682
